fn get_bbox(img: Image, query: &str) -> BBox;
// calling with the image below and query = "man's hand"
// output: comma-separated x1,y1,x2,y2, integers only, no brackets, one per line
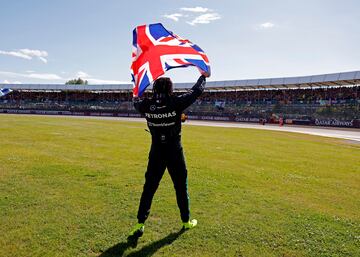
181,113,188,123
201,67,211,78
201,71,211,78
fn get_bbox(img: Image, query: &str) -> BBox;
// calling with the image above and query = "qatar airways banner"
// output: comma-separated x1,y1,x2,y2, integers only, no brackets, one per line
234,117,261,123
314,119,359,128
187,115,232,121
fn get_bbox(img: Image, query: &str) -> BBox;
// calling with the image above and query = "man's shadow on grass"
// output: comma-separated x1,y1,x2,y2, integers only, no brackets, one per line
98,229,185,257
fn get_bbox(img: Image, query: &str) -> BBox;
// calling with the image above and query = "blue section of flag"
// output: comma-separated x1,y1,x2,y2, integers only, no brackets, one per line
132,28,137,47
0,88,12,97
185,59,210,73
165,62,188,71
164,62,172,70
149,23,170,40
191,44,204,53
138,71,150,97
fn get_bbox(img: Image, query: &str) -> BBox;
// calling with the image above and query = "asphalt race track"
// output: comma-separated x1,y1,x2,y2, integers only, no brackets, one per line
185,120,360,142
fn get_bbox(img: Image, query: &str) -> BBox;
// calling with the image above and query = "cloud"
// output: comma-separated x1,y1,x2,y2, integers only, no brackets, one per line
75,71,90,78
187,13,221,26
180,7,210,13
39,57,48,63
2,79,22,84
163,6,220,26
0,48,48,63
163,13,183,22
0,50,31,59
259,22,275,29
0,70,126,84
0,71,62,80
28,73,61,80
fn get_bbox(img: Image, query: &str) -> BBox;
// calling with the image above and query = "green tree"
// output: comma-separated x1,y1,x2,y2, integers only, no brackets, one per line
65,78,88,85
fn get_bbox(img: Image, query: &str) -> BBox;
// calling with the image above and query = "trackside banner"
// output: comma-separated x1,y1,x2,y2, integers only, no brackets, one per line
314,119,357,128
0,109,359,128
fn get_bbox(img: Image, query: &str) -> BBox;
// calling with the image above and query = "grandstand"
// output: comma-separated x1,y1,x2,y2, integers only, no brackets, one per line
1,71,359,128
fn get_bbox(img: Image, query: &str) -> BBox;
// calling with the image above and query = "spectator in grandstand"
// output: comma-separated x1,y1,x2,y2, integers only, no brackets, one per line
128,73,209,240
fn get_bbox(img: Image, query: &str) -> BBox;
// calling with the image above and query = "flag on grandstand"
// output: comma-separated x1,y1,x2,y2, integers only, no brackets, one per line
131,23,210,97
0,88,12,97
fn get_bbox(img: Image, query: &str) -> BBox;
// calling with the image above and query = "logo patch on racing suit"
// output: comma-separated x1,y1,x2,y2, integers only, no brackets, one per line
143,100,181,142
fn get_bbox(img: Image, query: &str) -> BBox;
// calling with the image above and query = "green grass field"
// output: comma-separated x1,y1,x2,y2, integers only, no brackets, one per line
0,115,359,257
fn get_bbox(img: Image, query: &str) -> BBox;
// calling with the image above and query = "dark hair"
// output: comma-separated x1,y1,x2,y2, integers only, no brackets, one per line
153,77,173,96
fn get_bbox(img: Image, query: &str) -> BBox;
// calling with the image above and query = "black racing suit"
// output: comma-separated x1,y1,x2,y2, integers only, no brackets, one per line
133,75,206,223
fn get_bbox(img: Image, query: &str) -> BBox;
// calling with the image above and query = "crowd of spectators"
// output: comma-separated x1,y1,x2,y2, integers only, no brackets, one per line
198,86,359,105
2,86,359,105
1,86,359,120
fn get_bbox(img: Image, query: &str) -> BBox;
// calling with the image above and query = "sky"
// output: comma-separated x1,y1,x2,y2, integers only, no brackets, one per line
0,0,359,84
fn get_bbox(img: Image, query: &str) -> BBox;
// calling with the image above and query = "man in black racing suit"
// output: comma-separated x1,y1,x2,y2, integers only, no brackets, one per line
128,74,207,239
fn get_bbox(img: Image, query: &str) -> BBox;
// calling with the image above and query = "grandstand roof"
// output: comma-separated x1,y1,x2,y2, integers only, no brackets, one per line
1,70,359,92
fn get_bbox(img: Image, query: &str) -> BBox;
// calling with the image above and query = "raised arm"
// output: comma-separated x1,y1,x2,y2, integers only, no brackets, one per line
133,96,147,114
175,75,207,111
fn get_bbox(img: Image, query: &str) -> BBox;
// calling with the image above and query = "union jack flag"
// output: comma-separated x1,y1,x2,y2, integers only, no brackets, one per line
0,88,12,97
131,23,210,97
